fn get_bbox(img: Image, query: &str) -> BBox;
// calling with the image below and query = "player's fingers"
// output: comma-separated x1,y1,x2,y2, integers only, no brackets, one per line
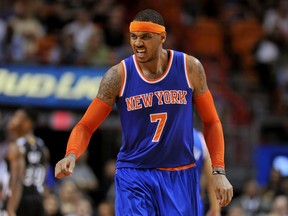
215,189,222,205
55,160,68,177
61,162,71,174
227,186,234,204
215,188,225,207
55,172,65,179
68,160,75,174
219,189,227,207
223,185,233,206
55,162,62,178
55,166,71,178
220,187,233,207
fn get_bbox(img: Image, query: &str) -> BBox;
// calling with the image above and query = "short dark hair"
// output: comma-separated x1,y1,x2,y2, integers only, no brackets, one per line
20,107,39,127
133,9,165,26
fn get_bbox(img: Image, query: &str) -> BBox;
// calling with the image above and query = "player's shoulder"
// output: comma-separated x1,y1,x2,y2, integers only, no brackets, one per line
16,137,26,146
7,142,24,159
106,62,123,75
185,54,201,66
102,63,123,87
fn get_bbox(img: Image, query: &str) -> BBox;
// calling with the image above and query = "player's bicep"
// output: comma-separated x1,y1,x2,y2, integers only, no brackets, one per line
186,56,208,98
8,145,25,177
96,64,122,107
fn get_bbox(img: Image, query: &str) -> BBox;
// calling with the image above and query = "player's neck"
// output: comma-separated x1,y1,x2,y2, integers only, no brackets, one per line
25,133,37,145
140,49,169,79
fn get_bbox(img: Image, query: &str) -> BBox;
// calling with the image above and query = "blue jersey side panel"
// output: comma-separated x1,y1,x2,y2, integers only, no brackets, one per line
116,50,195,168
193,128,205,176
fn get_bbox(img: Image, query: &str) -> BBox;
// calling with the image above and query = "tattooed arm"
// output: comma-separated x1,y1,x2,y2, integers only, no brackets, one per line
96,63,123,106
55,64,122,179
187,55,233,207
186,55,208,98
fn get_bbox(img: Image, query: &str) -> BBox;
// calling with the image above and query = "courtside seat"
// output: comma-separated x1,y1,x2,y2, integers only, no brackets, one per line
184,17,224,58
36,34,57,64
228,18,265,69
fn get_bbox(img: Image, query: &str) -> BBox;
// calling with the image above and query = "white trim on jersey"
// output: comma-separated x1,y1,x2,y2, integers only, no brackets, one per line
183,53,192,89
120,60,127,97
132,50,174,84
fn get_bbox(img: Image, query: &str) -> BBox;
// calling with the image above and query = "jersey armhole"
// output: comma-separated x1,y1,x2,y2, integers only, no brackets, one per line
119,60,127,97
184,54,193,90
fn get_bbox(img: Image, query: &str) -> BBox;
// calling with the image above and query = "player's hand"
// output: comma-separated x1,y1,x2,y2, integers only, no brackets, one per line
55,154,76,179
212,174,233,207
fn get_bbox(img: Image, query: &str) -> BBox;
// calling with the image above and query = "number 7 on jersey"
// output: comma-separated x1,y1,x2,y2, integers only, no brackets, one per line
150,112,167,142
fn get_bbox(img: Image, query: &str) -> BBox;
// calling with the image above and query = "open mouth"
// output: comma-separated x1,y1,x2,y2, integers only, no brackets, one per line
136,48,145,58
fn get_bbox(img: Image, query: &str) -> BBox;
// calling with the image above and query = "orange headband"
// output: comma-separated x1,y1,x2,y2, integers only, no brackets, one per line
129,21,165,34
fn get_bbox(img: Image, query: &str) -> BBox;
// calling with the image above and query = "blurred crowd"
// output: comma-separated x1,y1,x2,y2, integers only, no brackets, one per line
0,0,287,117
226,169,288,216
43,153,117,216
1,0,288,215
0,0,131,66
43,153,288,216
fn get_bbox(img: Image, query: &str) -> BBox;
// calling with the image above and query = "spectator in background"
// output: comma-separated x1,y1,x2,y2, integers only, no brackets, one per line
230,179,262,216
68,150,99,197
268,195,288,216
263,1,288,48
0,18,7,61
33,1,72,65
94,3,133,63
60,0,96,11
96,200,115,216
279,176,288,197
58,32,80,65
6,0,45,63
100,159,116,203
67,196,94,216
103,4,126,50
260,168,283,213
43,192,63,216
58,179,81,215
226,205,246,216
80,27,116,66
91,0,116,26
63,8,97,54
37,2,71,36
259,1,288,114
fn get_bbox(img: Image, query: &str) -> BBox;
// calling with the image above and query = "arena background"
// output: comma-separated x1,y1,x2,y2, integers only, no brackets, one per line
0,0,288,214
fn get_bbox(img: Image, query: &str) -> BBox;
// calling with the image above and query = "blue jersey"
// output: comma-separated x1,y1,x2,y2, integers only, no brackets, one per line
193,128,205,176
116,50,196,169
193,128,206,216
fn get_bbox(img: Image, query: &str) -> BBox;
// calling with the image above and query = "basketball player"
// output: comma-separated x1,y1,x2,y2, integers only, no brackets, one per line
0,131,25,216
55,9,233,215
7,107,49,216
193,128,221,216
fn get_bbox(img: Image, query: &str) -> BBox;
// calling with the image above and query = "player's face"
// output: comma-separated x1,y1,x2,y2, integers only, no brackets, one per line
130,32,164,63
7,109,31,137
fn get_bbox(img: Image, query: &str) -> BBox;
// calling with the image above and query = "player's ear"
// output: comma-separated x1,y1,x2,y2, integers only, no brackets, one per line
160,31,166,44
